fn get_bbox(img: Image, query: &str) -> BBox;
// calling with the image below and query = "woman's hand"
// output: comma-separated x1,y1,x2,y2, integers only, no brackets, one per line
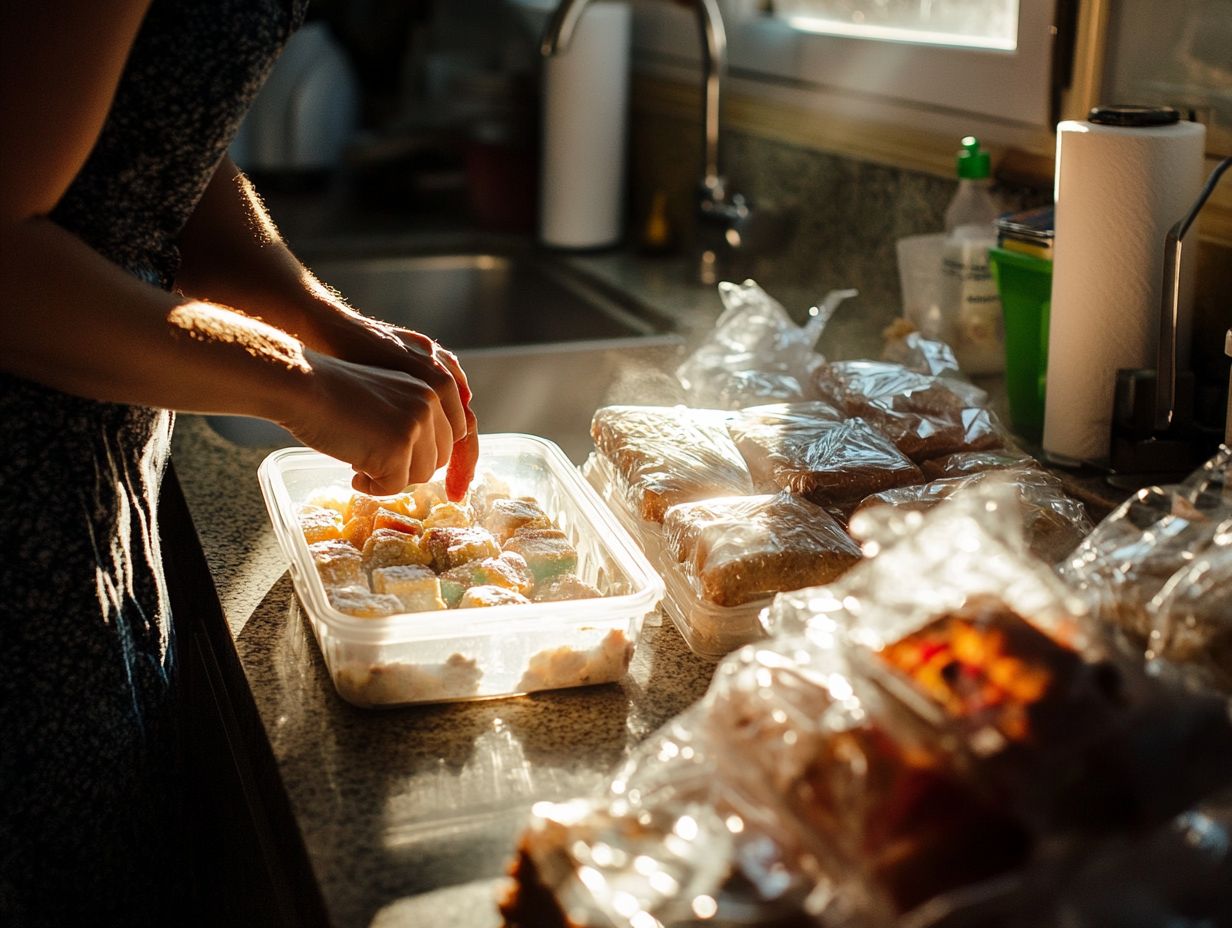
312,309,479,499
317,312,469,437
282,350,457,495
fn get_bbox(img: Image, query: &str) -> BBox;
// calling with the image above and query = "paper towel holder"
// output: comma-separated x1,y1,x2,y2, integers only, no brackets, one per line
1110,154,1231,475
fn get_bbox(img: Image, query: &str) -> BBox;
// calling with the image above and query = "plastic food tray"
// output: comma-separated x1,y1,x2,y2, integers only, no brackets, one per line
259,434,664,707
582,453,767,661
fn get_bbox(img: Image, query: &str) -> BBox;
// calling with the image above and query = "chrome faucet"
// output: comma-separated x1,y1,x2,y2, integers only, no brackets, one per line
541,0,750,284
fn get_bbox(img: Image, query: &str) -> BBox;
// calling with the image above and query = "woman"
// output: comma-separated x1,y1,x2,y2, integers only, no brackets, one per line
0,2,475,923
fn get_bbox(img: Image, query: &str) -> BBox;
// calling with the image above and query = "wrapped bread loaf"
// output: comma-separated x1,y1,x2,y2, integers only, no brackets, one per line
662,491,862,606
728,402,923,512
814,360,1008,462
590,405,755,522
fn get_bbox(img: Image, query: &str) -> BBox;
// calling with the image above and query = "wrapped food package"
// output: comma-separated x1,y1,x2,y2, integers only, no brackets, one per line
920,447,1038,481
675,281,856,409
814,360,1009,463
851,465,1093,564
590,405,755,522
661,491,862,607
728,402,924,513
880,325,964,379
499,484,1232,928
1061,445,1232,692
583,451,771,659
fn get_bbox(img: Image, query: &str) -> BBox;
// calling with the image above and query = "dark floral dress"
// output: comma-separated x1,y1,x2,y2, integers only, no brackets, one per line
0,2,306,923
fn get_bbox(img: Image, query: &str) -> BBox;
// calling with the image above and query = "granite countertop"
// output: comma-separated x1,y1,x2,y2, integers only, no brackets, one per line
174,409,728,928
169,196,1131,926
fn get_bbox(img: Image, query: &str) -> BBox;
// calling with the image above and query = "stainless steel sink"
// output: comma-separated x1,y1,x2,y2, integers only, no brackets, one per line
205,246,684,462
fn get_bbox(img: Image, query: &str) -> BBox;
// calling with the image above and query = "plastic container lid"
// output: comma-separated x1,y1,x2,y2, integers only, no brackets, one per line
956,136,991,179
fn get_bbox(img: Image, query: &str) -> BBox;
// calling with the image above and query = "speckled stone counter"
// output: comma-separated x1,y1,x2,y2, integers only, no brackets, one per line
172,412,720,928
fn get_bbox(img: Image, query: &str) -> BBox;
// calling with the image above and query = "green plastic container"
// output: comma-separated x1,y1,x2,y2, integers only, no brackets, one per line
989,246,1052,443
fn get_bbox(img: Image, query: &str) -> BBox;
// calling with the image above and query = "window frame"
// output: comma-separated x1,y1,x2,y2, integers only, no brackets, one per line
632,0,1060,132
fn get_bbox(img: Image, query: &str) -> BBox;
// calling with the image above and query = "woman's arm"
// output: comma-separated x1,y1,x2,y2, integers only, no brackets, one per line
174,157,472,439
0,3,454,492
176,156,480,497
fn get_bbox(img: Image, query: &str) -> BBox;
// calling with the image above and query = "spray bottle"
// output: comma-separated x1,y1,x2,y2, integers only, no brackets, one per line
940,137,1005,374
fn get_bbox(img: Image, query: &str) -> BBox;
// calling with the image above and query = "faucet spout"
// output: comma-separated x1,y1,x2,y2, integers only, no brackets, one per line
540,0,591,57
696,0,726,187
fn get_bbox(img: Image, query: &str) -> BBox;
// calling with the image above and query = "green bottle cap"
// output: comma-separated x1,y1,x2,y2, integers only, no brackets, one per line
956,136,991,179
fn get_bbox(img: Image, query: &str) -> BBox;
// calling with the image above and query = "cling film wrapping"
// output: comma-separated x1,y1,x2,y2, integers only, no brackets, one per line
499,484,1232,928
660,491,862,607
727,402,924,513
590,405,755,523
1061,445,1232,692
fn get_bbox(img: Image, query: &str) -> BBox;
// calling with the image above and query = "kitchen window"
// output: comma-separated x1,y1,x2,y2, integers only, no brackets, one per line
632,0,1067,162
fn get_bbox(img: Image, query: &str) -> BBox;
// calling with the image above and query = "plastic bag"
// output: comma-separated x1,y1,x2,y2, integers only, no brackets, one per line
589,405,755,523
880,322,964,380
661,490,862,607
676,281,857,409
501,483,1232,928
813,361,1009,463
850,465,1093,565
1061,445,1232,691
727,402,923,513
920,447,1037,481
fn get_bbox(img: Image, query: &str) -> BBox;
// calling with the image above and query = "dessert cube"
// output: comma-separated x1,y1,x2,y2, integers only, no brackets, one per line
422,527,502,572
373,507,423,536
362,528,432,574
533,574,602,603
344,493,382,525
298,504,344,544
309,539,365,588
372,564,446,612
440,552,534,607
469,471,512,517
481,498,552,543
457,585,531,609
328,585,403,618
408,480,448,518
502,532,578,585
423,501,474,529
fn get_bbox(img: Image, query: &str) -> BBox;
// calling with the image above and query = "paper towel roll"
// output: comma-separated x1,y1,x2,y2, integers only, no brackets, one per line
1043,116,1206,465
539,2,630,250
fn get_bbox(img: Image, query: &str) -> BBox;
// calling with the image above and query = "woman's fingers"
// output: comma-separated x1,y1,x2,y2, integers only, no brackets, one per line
281,353,445,495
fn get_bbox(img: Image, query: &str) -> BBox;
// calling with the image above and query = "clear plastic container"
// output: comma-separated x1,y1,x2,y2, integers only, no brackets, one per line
259,434,664,707
582,453,765,660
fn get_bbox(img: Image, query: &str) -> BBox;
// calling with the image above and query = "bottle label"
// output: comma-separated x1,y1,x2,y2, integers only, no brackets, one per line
941,237,1004,374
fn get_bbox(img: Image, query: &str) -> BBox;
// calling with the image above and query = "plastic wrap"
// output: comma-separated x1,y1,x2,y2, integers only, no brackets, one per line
728,403,924,513
661,491,862,608
590,405,755,522
813,361,1009,463
1061,445,1232,692
582,452,770,659
675,281,857,409
919,447,1037,481
850,465,1093,565
500,484,1232,928
880,325,964,380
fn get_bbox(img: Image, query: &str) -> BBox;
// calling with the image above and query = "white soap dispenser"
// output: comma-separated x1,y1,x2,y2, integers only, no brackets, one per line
940,136,1004,374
